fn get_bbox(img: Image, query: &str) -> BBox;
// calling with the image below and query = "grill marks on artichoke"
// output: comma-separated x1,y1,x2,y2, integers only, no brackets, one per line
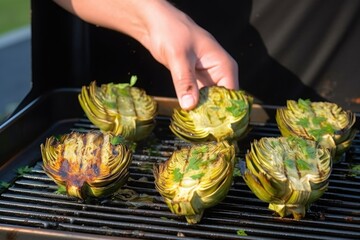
243,136,332,219
153,141,235,224
41,131,132,200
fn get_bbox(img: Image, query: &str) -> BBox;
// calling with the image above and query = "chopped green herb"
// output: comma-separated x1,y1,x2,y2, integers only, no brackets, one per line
225,99,247,117
294,137,316,159
0,181,10,190
103,101,117,109
173,168,184,182
236,229,247,236
55,185,67,194
348,164,360,177
308,124,335,141
111,135,126,145
284,159,295,169
312,116,326,126
296,159,312,171
192,145,208,155
190,173,205,180
296,118,310,128
186,156,201,171
297,98,312,111
233,167,242,177
129,75,137,86
16,165,33,176
114,75,138,89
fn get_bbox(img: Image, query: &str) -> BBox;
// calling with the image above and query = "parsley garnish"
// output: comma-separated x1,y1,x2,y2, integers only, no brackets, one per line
284,159,295,169
55,185,67,195
186,156,201,171
236,229,247,236
173,168,184,182
348,164,360,177
0,181,10,190
111,135,126,145
312,116,326,126
225,99,247,117
190,173,205,180
296,159,312,171
297,118,310,128
297,98,312,111
16,166,33,176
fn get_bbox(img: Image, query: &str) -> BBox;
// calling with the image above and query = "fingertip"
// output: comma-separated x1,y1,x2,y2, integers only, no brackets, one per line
180,94,196,110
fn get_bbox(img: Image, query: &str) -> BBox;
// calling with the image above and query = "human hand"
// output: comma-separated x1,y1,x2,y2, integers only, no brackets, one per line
138,1,239,110
53,0,239,110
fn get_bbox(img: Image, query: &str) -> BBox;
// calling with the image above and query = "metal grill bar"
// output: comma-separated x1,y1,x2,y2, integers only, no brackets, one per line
0,118,359,240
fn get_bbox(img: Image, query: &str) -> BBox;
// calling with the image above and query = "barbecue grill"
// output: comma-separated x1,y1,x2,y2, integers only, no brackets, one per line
1,1,359,239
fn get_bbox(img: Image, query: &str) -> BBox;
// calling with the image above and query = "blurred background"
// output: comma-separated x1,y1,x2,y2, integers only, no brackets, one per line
0,0,31,123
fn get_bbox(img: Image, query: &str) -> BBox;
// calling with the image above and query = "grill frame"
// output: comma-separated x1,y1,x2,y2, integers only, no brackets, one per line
0,89,359,240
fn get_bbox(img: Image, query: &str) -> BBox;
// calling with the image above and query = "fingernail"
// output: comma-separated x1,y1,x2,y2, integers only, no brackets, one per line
180,94,195,110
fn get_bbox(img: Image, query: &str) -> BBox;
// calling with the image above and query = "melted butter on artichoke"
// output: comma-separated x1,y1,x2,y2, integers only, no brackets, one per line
41,131,132,200
243,136,332,220
170,86,253,143
154,141,235,224
78,76,158,141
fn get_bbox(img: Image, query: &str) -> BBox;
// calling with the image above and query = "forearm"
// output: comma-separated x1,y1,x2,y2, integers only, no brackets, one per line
52,0,182,48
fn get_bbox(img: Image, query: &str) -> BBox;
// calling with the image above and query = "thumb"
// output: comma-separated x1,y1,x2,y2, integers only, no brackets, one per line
169,59,199,110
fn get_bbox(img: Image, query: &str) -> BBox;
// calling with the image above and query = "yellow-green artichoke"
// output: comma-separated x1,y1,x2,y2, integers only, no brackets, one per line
154,141,235,224
78,76,158,141
41,131,132,200
276,99,357,162
243,136,332,220
169,86,253,143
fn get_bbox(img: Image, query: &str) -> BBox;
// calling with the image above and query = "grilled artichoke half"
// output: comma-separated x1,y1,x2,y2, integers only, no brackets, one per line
243,136,332,220
78,76,158,141
41,131,132,200
276,99,357,162
154,141,235,224
170,86,253,143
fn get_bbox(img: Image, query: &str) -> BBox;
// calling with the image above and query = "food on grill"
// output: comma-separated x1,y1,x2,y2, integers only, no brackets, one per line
169,86,253,143
243,136,332,220
78,76,158,141
153,141,235,224
41,131,132,200
276,99,357,162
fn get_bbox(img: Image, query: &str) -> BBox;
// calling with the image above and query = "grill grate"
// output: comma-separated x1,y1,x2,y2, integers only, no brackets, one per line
0,117,359,240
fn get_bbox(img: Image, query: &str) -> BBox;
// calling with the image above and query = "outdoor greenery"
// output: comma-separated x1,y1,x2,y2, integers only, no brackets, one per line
0,0,30,35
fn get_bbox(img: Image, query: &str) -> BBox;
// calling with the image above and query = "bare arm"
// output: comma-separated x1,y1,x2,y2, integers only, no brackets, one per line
53,0,239,110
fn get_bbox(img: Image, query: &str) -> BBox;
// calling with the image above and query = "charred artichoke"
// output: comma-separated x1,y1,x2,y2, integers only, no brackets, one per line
276,99,357,162
169,86,253,143
78,76,157,141
153,141,235,224
243,136,332,219
41,131,132,200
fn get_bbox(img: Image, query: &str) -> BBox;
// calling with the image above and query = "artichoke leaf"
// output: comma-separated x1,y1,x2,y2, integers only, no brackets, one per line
79,76,157,141
154,141,235,224
170,86,253,143
41,131,132,200
243,136,332,220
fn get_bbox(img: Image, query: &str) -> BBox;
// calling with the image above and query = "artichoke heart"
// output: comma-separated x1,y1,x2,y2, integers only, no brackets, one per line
276,99,357,162
78,76,158,141
243,136,332,220
41,131,132,200
154,141,235,224
170,86,253,143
